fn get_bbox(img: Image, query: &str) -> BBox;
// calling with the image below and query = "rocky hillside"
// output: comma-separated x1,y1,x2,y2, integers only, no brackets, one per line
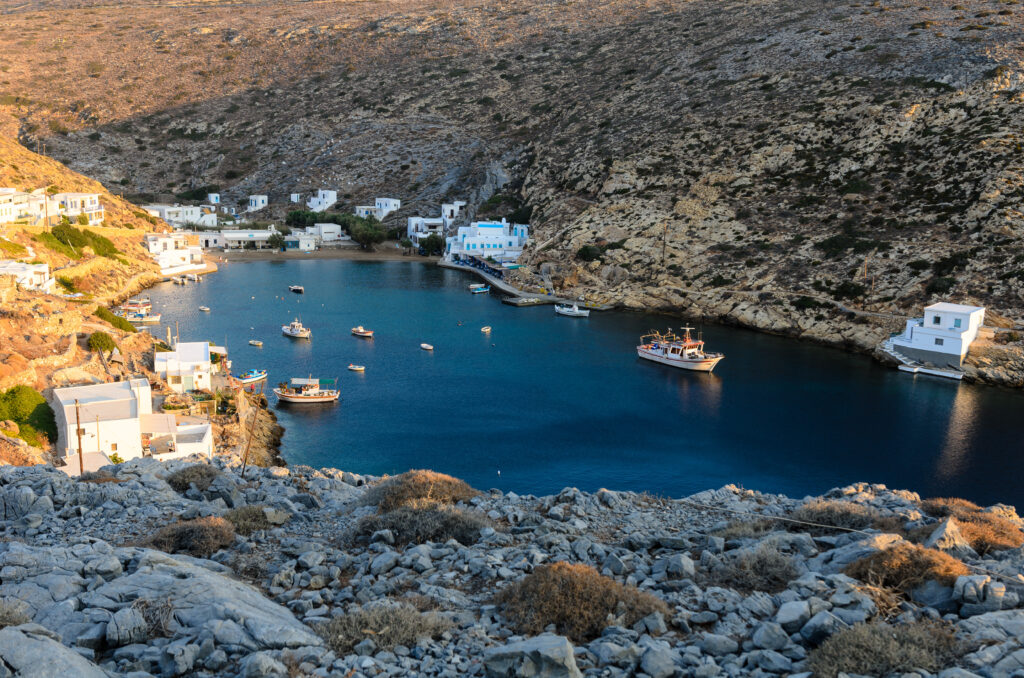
3,0,1024,378
0,458,1021,676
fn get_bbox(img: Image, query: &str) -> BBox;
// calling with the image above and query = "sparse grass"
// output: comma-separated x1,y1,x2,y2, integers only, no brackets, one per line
791,499,882,532
0,600,30,629
844,543,969,594
131,597,174,638
78,471,125,484
146,516,235,558
224,505,272,536
166,464,220,493
364,470,479,512
316,604,452,654
713,518,780,539
495,562,670,642
0,238,26,257
707,542,799,593
356,505,492,545
807,621,961,677
920,497,1024,555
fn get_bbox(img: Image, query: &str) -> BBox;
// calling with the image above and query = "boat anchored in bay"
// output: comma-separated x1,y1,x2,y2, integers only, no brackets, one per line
282,318,311,339
555,303,590,318
637,327,724,372
274,377,340,403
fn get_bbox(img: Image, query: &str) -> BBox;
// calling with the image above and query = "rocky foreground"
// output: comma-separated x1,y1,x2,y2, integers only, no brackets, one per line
0,457,1022,677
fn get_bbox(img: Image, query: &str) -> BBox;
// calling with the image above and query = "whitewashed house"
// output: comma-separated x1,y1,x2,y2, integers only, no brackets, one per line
355,197,401,221
290,193,302,204
53,378,153,464
143,233,206,275
144,204,217,228
53,193,104,225
154,342,214,393
407,216,445,246
222,225,277,249
140,413,213,460
0,188,17,224
0,189,61,226
177,231,225,249
306,223,344,242
207,193,220,205
445,219,530,265
441,201,467,227
248,195,268,212
307,189,338,212
285,234,317,251
889,303,986,367
0,261,54,292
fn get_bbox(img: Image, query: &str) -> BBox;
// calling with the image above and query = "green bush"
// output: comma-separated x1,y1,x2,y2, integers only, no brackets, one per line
0,238,26,257
926,277,956,295
56,277,78,293
175,185,219,201
577,245,602,262
350,220,386,249
0,386,57,445
35,232,80,259
95,307,136,333
420,234,445,255
808,621,961,677
51,223,120,259
88,331,116,353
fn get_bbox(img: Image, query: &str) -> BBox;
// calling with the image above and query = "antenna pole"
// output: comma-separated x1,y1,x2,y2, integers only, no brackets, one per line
74,400,84,476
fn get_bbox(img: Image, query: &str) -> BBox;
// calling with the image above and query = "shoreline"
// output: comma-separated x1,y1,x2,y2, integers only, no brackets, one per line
211,243,439,264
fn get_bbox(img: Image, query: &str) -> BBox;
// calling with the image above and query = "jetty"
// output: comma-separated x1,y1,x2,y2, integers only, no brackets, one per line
438,258,611,310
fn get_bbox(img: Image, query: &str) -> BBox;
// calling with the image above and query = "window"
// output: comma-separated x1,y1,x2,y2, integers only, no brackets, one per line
934,338,944,346
170,376,181,384
933,315,941,325
953,318,962,329
110,443,117,451
77,428,85,436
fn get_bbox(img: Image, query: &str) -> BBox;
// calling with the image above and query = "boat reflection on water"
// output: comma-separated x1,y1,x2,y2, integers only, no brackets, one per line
672,371,723,418
933,383,981,484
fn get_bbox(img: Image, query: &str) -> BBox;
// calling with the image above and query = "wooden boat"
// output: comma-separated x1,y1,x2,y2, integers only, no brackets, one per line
248,340,263,347
637,327,724,373
348,364,365,372
351,326,374,338
555,303,590,318
237,369,268,384
199,306,211,312
282,318,311,339
289,285,304,294
481,326,492,334
421,343,434,351
274,377,339,403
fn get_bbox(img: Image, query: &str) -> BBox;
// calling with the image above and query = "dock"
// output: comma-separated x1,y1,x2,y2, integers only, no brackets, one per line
437,258,612,310
879,340,965,381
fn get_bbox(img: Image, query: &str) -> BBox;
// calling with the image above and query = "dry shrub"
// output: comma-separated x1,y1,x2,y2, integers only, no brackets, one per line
844,543,969,594
708,543,799,593
224,505,272,536
921,497,1023,555
0,600,30,629
78,472,126,484
496,562,670,642
146,516,235,558
791,499,881,532
316,604,451,654
713,518,780,540
807,621,961,677
166,464,220,493
364,470,478,512
131,597,174,638
356,505,491,545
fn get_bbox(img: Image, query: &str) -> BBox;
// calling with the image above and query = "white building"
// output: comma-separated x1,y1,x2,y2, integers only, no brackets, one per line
0,261,54,292
222,225,277,249
207,193,220,205
248,195,268,212
53,193,104,225
407,216,445,246
143,204,218,229
0,188,71,226
140,413,213,460
290,193,302,204
177,231,226,249
445,219,530,265
154,341,214,393
52,378,152,462
889,303,986,367
306,223,344,242
285,234,317,251
441,201,467,227
355,197,401,221
143,233,206,275
0,188,17,224
307,189,338,212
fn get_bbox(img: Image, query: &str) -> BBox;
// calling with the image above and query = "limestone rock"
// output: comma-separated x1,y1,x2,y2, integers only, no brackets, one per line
484,634,583,678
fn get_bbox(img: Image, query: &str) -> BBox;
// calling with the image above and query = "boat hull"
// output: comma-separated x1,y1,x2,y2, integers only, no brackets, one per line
238,373,267,384
637,347,723,372
273,389,339,403
555,306,590,318
282,328,311,339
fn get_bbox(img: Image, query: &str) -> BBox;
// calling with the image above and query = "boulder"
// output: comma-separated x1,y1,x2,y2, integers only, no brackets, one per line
775,600,811,633
484,634,583,678
924,518,978,560
0,623,107,677
799,611,843,646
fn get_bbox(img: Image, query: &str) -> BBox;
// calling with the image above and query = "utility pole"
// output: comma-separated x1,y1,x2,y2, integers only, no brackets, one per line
74,399,84,476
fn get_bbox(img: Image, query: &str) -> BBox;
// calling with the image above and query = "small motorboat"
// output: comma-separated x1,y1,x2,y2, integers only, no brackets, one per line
199,306,211,312
186,273,201,282
237,369,268,384
289,285,304,294
471,285,491,294
555,303,590,318
421,343,434,351
351,326,374,338
173,276,187,285
282,318,311,339
249,340,263,347
125,312,161,324
348,364,365,372
274,377,339,403
121,297,152,313
481,326,492,334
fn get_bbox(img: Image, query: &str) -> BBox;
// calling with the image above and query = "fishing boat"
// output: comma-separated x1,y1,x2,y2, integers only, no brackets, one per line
121,297,152,313
636,327,724,372
348,364,365,372
421,343,434,351
125,312,162,324
282,318,311,339
468,283,487,291
199,306,210,312
471,285,491,294
289,285,304,294
273,377,339,404
249,340,263,347
186,273,201,282
481,326,492,334
351,326,374,338
237,369,268,384
555,303,590,318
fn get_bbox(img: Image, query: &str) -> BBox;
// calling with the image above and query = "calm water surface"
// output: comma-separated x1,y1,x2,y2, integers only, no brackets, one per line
143,259,1024,506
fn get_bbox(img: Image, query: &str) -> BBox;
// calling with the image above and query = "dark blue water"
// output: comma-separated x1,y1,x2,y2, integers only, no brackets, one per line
143,259,1024,506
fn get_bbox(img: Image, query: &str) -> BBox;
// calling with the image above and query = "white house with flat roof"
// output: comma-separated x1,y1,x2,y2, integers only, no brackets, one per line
140,413,213,460
154,341,214,393
0,188,61,226
285,233,317,251
53,193,104,225
441,201,466,227
222,225,277,249
889,302,986,367
248,195,268,212
355,197,400,221
143,204,218,228
290,193,302,204
143,233,206,274
52,378,152,463
0,188,17,224
407,216,445,246
0,261,54,292
445,218,530,265
306,223,344,243
207,193,220,205
307,189,338,212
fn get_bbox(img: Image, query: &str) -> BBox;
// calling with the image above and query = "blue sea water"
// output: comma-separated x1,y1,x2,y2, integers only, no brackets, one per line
143,259,1024,506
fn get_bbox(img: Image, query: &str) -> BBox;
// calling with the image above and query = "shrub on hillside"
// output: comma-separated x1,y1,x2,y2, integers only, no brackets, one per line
356,506,491,545
713,518,781,540
224,505,273,536
88,331,116,353
920,498,1024,555
364,470,478,511
0,385,57,446
844,543,969,593
166,464,220,493
95,307,137,333
0,238,26,257
146,517,235,557
791,499,882,532
317,604,451,654
52,223,119,259
577,245,603,262
707,542,799,593
35,232,80,260
496,562,670,642
807,621,961,677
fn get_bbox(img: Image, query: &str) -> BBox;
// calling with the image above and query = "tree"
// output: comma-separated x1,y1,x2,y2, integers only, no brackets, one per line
421,234,445,256
88,331,116,353
267,233,286,250
400,238,413,252
350,221,386,250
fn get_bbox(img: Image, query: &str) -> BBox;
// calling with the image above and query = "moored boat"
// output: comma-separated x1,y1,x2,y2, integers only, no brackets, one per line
282,318,311,339
186,273,201,282
421,343,434,351
237,369,268,384
249,340,263,347
289,285,304,294
125,311,161,324
351,326,374,338
636,327,724,372
481,326,492,334
173,276,187,285
348,364,365,372
199,306,210,312
273,377,339,403
468,283,487,290
121,297,152,313
555,303,590,318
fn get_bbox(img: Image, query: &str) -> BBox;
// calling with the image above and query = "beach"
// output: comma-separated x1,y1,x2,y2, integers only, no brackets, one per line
212,241,439,263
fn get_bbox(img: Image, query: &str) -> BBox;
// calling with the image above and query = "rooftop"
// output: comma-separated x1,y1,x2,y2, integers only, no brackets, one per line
925,302,985,314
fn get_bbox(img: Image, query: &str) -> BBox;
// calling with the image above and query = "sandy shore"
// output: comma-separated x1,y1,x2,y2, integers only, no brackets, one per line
211,242,438,264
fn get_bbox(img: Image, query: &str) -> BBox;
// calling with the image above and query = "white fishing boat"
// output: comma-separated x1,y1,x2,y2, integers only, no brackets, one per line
421,343,434,351
348,364,365,372
351,326,374,338
199,306,210,312
468,283,487,291
282,318,311,339
273,377,339,403
125,312,161,324
637,327,724,372
289,285,304,294
481,326,492,334
186,273,201,282
237,369,268,384
555,303,590,318
249,340,263,347
121,297,152,313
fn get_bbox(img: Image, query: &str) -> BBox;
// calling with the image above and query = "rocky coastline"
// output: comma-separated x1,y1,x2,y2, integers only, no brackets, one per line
0,456,1021,677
